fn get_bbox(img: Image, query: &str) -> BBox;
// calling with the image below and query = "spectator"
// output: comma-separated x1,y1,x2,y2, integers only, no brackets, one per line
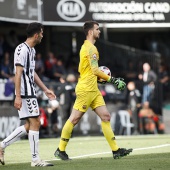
56,74,76,126
44,51,56,79
35,53,45,79
148,65,165,134
6,30,19,53
4,76,15,97
125,60,138,82
0,52,13,79
158,63,169,101
138,63,157,104
0,35,4,61
138,101,157,134
127,81,141,135
53,58,67,82
0,34,8,64
139,101,164,134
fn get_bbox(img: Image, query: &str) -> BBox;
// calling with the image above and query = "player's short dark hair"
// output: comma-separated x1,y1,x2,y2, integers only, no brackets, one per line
83,21,99,36
26,22,43,38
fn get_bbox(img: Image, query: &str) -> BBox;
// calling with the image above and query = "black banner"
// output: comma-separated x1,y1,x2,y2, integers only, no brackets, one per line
43,0,170,27
0,0,39,23
0,0,170,27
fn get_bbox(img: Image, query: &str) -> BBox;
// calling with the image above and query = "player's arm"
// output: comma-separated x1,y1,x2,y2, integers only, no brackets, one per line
14,65,23,110
34,72,56,100
88,53,126,91
88,53,109,80
88,53,116,83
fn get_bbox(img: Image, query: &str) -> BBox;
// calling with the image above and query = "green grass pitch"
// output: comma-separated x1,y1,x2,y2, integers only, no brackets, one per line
1,135,170,170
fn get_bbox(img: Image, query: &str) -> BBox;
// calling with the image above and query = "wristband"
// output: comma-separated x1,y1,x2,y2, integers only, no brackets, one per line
107,77,115,83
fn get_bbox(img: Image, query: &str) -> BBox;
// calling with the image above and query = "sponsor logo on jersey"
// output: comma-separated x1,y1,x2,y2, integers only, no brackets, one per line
92,53,97,60
16,57,21,63
34,109,38,113
82,105,87,110
57,0,86,21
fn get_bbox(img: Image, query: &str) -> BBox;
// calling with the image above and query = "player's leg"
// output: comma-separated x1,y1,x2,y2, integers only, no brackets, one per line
0,123,28,165
61,104,70,126
0,109,30,165
54,108,84,160
54,91,89,160
93,91,132,159
19,98,53,167
95,105,132,158
1,123,28,149
28,116,53,166
28,116,41,161
0,145,4,165
95,105,119,150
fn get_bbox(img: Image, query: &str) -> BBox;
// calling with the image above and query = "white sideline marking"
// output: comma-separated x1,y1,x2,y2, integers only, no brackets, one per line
133,144,170,151
52,143,170,160
6,143,170,164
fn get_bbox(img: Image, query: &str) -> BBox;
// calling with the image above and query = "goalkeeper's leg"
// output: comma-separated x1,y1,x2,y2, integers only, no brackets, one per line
95,106,133,159
54,109,84,160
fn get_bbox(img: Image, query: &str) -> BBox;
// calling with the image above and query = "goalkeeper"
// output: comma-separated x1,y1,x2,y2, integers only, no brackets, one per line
54,21,132,160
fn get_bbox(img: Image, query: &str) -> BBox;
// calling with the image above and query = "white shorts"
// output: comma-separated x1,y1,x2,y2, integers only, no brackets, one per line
18,98,40,120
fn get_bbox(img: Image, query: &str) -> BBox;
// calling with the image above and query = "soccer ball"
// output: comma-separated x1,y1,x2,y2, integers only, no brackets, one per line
97,66,111,83
49,100,59,109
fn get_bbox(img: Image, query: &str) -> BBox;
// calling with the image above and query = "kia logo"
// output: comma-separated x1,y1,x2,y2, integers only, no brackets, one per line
57,0,86,21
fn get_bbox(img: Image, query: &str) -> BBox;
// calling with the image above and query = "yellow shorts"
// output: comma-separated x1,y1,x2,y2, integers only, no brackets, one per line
73,90,105,112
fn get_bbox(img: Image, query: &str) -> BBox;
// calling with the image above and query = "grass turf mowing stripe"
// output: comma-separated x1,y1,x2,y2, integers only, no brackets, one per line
50,143,170,160
6,143,170,164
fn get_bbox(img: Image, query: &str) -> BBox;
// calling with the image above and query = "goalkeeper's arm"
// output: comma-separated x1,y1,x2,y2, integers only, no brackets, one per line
89,60,126,90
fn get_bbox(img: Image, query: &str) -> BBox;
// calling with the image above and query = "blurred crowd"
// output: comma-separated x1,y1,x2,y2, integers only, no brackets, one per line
115,62,169,135
0,30,170,137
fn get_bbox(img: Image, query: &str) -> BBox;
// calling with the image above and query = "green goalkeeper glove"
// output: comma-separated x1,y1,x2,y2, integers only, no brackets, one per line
108,77,126,91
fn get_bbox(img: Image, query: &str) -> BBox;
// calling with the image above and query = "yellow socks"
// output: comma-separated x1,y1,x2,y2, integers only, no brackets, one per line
58,119,74,151
58,120,118,151
101,121,119,151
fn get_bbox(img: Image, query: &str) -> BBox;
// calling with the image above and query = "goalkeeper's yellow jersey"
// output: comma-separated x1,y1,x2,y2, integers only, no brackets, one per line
76,40,110,91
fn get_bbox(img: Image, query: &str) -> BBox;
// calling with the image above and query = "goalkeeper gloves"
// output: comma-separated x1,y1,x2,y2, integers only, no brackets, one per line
108,77,126,91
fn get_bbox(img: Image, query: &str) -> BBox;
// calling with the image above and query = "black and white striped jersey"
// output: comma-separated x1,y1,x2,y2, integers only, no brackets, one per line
14,42,37,98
